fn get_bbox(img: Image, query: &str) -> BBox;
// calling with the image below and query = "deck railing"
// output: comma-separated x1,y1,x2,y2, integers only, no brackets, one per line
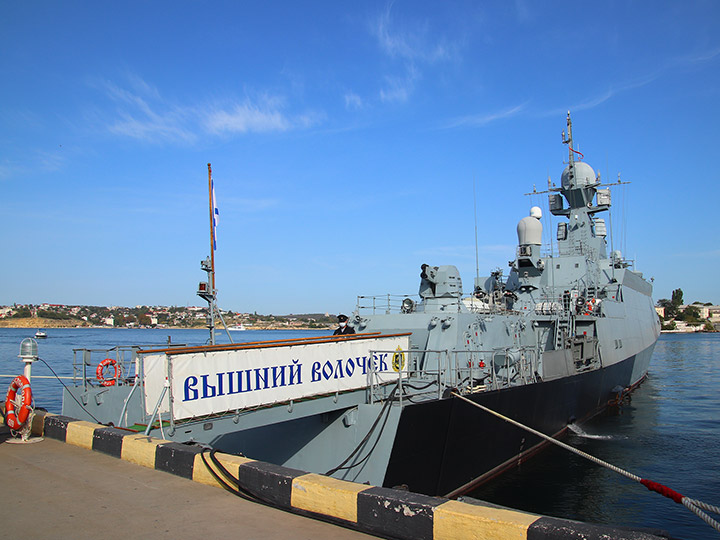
367,345,541,405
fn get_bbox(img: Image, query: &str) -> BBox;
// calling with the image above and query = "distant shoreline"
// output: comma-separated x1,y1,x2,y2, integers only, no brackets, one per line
660,329,715,334
0,317,331,332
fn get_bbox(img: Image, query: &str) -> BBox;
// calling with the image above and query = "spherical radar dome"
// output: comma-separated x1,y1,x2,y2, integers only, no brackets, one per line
561,161,596,189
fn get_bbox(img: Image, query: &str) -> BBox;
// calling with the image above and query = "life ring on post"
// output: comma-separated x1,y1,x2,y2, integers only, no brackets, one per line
5,375,32,430
96,358,120,386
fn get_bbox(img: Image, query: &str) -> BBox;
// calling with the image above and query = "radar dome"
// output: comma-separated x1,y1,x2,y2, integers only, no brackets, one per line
530,206,542,219
517,213,542,246
561,161,596,190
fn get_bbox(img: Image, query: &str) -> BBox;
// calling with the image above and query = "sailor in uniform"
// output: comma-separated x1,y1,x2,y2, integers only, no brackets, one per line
333,314,355,335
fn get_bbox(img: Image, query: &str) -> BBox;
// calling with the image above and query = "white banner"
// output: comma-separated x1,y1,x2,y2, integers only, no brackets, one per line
142,335,409,421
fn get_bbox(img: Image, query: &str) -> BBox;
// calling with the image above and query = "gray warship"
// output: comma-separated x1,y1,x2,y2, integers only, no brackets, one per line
61,114,660,497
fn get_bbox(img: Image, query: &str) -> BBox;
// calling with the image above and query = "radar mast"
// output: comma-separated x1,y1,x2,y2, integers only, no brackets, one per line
562,111,575,166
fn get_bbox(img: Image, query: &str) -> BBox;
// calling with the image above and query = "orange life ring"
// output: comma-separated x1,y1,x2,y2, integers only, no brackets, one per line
96,358,120,386
5,375,32,430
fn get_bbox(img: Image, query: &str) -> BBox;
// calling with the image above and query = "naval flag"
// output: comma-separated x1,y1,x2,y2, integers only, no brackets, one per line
212,180,218,250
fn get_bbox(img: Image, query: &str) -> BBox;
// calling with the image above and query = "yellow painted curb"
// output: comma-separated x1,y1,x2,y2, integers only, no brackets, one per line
433,500,539,540
291,473,371,523
65,421,101,450
121,433,169,468
192,452,255,486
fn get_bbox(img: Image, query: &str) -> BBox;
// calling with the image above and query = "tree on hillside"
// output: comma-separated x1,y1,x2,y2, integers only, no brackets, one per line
671,288,684,307
657,298,676,319
677,305,701,323
37,309,71,320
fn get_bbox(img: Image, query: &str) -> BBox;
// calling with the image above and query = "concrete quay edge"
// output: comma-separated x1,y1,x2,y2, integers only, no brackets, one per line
3,409,672,540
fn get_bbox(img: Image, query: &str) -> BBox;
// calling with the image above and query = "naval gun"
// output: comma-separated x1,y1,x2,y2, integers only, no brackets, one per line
419,264,462,300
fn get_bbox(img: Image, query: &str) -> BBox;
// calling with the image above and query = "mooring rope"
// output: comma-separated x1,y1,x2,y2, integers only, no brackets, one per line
451,392,720,533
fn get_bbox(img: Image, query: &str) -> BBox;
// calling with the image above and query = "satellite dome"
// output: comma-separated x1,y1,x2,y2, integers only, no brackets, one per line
561,161,596,189
530,206,542,219
517,215,542,245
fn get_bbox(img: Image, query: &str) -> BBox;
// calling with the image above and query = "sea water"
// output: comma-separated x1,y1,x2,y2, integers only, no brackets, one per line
1,329,718,539
470,332,720,540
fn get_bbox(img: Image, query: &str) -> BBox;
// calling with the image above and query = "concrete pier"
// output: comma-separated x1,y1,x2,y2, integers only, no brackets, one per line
0,426,375,540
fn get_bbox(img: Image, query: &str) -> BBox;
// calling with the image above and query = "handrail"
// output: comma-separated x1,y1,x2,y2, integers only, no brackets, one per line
368,345,540,404
136,332,410,355
144,379,169,436
117,375,140,427
0,374,74,379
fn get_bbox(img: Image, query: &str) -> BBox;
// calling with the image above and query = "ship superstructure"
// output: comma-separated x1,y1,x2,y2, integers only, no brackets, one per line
352,113,660,494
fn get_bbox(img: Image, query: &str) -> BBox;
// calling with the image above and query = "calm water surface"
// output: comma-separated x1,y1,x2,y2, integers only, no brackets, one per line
470,333,720,540
1,329,718,539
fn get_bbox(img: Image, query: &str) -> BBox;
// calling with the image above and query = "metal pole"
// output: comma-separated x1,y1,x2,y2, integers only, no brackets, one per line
207,163,217,345
208,163,216,292
144,382,169,436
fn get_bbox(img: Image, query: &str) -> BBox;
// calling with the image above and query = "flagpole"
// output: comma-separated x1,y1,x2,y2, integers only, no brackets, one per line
199,163,233,345
208,163,216,292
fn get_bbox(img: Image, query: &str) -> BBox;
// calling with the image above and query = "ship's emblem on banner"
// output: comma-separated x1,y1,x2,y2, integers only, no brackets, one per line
392,347,405,372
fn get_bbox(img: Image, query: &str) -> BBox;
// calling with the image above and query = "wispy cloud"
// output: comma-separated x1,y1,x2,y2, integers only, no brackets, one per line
0,149,67,182
206,103,290,134
205,93,323,134
371,2,457,104
379,66,419,104
681,46,720,65
35,149,67,171
543,45,720,116
108,110,196,143
373,3,452,63
344,92,364,110
443,102,528,129
94,75,321,143
565,74,659,114
99,78,198,143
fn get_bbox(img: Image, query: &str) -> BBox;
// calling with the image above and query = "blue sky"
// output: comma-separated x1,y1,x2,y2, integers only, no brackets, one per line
2,1,719,315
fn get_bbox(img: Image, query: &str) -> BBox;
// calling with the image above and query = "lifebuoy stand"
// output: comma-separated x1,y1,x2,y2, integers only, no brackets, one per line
5,338,44,443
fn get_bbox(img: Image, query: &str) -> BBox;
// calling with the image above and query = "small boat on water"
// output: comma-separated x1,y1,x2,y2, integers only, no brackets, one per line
227,324,247,331
34,330,47,339
59,114,659,497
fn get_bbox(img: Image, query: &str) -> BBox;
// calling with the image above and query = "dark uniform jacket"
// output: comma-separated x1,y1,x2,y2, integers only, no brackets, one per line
333,325,355,335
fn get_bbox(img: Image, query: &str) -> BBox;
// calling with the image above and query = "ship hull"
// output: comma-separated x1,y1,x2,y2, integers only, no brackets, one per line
382,341,655,497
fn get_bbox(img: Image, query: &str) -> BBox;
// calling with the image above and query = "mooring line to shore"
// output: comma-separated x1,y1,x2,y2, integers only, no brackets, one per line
451,392,720,534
